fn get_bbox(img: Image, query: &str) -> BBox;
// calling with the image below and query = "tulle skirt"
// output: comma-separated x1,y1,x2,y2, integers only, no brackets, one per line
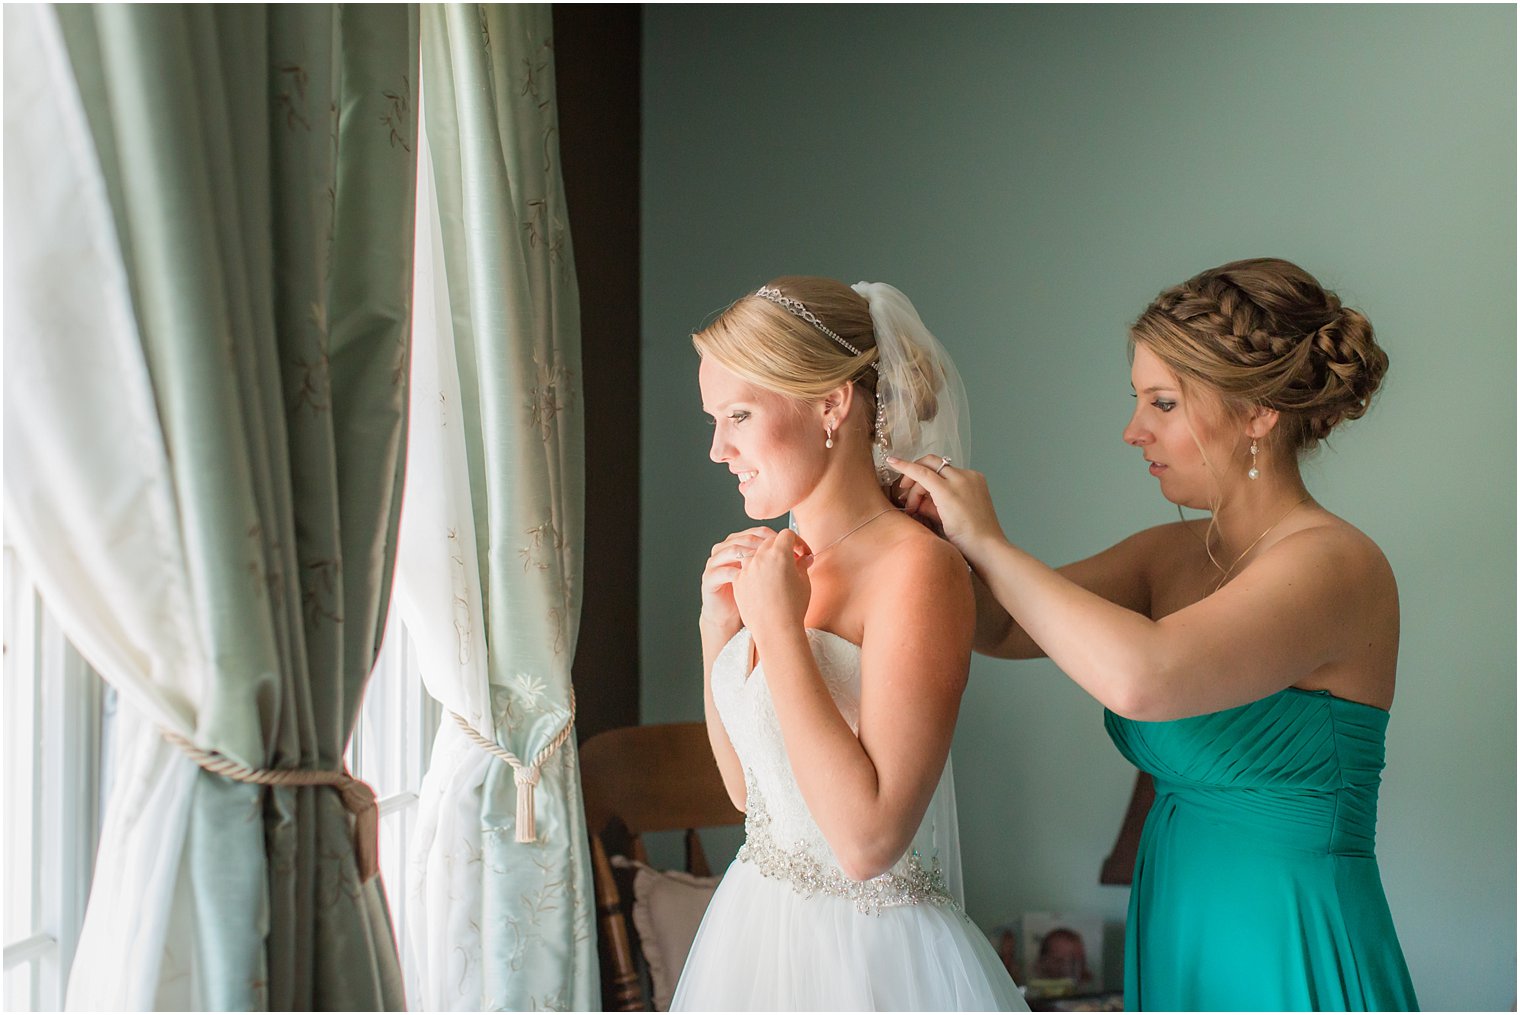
670,858,1028,1012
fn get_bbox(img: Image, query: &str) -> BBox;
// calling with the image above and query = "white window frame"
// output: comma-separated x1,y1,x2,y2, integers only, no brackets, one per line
3,549,105,1013
4,545,438,1012
347,607,441,1004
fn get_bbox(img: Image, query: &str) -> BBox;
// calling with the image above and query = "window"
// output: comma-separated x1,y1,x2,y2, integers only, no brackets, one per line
2,548,107,1012
346,607,440,1003
3,544,437,1011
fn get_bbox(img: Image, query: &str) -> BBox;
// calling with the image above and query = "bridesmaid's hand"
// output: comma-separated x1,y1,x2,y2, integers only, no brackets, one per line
731,528,813,646
891,473,945,536
887,455,1008,560
700,527,776,642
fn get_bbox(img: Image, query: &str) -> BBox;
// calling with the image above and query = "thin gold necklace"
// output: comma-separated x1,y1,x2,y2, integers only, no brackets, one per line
806,507,895,560
1212,495,1310,591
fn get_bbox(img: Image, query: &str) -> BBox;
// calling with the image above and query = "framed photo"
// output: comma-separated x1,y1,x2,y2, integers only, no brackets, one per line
1019,911,1105,999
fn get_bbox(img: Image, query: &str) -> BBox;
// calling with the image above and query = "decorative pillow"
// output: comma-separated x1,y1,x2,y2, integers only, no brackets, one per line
610,856,720,1011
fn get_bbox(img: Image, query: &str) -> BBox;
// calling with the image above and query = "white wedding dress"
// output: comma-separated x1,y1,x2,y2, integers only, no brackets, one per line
670,628,1027,1012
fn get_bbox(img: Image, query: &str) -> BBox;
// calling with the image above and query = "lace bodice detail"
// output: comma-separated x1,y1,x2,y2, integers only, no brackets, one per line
710,628,956,913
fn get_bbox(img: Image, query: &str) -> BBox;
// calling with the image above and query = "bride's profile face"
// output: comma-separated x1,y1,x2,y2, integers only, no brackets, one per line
1123,343,1240,510
699,354,826,520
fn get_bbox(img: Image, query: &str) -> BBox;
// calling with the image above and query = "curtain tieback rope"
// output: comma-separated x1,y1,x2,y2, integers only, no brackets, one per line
161,729,380,883
449,688,577,843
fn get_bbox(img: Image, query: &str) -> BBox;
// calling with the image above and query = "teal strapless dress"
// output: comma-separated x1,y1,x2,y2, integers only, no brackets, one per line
1105,688,1418,1011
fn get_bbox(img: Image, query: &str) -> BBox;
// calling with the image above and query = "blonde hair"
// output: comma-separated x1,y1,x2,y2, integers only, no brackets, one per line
693,275,948,438
693,276,880,406
1129,257,1387,456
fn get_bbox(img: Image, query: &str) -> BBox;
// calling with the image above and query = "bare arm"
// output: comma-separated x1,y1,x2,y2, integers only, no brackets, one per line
898,465,1151,659
972,532,1154,659
697,527,778,811
737,530,972,880
890,456,1394,720
699,619,746,810
962,525,1384,719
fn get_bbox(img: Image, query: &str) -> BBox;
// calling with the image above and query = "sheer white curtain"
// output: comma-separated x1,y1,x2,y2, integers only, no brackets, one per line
4,7,213,1007
394,92,497,1010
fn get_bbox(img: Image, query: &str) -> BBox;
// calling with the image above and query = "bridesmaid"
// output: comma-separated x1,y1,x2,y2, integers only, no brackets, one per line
891,258,1418,1011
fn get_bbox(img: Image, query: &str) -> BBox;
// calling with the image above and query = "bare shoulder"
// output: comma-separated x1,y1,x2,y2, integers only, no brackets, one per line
852,517,974,692
866,517,973,602
844,517,975,642
1119,518,1211,568
1127,514,1392,582
1274,512,1397,593
1128,518,1205,552
1261,512,1399,704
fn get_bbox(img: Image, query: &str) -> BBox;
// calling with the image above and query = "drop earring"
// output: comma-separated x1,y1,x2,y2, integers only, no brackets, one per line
1248,439,1260,480
825,423,834,449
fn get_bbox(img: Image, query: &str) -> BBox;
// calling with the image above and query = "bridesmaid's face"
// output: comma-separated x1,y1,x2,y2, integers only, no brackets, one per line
700,355,826,520
1123,344,1242,510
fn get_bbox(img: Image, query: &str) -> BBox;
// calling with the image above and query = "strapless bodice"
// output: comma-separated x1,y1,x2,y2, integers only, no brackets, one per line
1105,687,1391,855
710,628,956,913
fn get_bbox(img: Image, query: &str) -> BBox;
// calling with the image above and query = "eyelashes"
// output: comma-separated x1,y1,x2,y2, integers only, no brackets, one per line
1129,393,1177,412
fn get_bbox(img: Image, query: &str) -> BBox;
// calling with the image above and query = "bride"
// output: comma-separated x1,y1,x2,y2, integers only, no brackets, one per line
671,277,1025,1011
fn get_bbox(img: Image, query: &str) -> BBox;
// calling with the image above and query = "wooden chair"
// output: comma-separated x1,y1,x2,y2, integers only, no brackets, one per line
1099,771,1155,884
580,722,744,1011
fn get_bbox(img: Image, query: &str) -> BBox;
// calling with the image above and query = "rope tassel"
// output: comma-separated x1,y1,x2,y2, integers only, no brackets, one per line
451,687,576,844
514,766,541,843
339,777,381,880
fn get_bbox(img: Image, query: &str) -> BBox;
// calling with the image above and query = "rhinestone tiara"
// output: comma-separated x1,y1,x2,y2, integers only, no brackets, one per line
754,285,864,357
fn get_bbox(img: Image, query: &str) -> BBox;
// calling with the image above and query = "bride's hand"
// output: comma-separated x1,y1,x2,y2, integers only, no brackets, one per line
700,527,776,640
731,528,813,645
887,455,1008,559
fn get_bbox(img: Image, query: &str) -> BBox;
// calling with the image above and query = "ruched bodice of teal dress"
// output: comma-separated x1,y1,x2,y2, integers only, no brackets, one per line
1106,688,1418,1011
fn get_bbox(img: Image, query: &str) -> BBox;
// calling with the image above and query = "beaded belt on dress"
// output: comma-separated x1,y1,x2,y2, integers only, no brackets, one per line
736,776,956,915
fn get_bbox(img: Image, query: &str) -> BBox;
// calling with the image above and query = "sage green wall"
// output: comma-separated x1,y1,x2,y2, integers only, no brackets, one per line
638,6,1515,1009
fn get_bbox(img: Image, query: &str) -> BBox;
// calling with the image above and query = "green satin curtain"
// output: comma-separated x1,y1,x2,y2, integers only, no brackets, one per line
55,5,418,1008
407,4,597,1009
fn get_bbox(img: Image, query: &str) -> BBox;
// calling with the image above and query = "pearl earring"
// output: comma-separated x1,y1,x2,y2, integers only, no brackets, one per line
1248,439,1260,480
825,423,834,450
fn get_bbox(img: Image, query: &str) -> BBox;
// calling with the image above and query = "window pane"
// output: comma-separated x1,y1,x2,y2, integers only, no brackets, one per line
3,959,35,1012
349,607,438,1008
4,548,41,956
4,548,105,1012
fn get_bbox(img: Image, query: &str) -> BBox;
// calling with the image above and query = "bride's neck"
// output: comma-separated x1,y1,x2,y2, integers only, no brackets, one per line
789,459,894,553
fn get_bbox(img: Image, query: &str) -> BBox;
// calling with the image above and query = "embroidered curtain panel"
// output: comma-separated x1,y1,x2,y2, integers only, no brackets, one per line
397,4,597,1009
4,5,418,1008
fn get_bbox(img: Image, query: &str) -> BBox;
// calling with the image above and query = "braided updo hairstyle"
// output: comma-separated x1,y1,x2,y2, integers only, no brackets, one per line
1130,258,1387,454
